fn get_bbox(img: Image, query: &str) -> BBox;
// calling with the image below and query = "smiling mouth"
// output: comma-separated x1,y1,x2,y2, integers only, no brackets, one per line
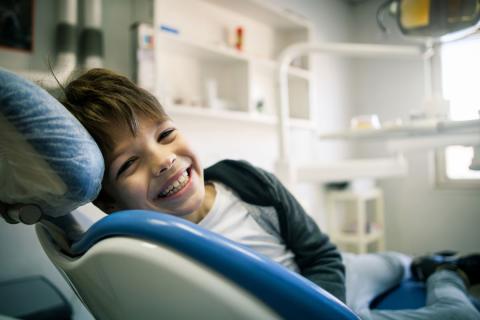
156,167,191,199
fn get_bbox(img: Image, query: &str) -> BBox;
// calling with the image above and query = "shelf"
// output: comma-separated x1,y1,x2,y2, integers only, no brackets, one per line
156,32,247,63
318,118,480,152
319,119,480,140
165,104,314,129
295,42,425,59
333,229,384,244
295,157,408,183
251,58,311,80
153,0,314,137
202,0,311,29
156,31,311,80
327,187,385,253
328,188,382,201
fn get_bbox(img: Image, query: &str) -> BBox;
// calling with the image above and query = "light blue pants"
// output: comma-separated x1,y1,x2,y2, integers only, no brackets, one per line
343,252,480,320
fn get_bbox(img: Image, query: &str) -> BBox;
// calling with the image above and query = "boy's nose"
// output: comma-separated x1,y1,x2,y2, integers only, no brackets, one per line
152,155,176,177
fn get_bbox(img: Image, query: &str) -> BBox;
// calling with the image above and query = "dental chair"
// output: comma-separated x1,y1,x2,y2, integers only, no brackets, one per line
0,68,426,320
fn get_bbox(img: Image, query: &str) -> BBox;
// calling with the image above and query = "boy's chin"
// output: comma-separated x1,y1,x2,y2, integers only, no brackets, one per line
157,198,204,218
159,208,201,224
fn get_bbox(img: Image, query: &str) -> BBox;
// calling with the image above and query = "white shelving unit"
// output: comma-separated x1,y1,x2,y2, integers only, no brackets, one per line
296,157,408,183
152,0,313,124
327,188,385,253
165,104,314,130
153,33,311,79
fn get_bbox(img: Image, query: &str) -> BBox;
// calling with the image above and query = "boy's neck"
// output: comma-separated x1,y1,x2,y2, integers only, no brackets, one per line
187,182,216,224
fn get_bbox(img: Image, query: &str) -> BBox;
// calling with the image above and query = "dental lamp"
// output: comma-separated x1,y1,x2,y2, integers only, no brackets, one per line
377,0,480,42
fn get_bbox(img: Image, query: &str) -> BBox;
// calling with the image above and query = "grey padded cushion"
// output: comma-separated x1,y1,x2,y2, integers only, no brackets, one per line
0,68,104,217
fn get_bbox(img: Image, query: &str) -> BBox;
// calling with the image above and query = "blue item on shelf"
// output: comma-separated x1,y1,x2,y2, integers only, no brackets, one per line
159,24,179,34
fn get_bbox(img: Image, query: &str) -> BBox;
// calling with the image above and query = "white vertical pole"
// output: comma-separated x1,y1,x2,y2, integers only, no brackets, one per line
357,196,367,254
376,189,386,251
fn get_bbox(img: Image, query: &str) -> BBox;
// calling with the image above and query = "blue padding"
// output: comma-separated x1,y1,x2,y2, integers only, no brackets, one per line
72,210,359,320
371,278,426,310
0,68,104,216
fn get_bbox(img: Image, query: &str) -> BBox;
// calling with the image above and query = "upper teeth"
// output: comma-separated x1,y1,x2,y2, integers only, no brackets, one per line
159,170,189,197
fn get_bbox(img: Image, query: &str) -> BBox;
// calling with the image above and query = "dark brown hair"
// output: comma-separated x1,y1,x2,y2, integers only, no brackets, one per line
61,68,168,155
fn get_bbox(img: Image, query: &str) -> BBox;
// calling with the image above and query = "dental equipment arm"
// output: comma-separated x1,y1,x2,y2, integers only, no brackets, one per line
275,42,479,185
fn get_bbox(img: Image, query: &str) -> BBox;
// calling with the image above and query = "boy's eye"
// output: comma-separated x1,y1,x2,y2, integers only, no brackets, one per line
157,128,176,142
116,157,137,179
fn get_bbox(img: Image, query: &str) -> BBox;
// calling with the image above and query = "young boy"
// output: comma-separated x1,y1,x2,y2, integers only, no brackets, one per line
59,68,479,320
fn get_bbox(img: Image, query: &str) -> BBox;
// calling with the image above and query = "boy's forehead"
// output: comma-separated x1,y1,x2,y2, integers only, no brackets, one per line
104,117,171,158
108,115,164,137
105,121,133,144
103,124,131,162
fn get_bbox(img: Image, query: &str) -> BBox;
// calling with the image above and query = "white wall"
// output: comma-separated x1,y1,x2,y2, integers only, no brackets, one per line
0,1,57,71
350,0,480,255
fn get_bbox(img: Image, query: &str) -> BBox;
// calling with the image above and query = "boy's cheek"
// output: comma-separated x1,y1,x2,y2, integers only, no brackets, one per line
103,180,142,209
177,134,202,165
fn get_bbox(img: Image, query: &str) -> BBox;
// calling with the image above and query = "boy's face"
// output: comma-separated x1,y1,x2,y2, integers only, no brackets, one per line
101,116,205,220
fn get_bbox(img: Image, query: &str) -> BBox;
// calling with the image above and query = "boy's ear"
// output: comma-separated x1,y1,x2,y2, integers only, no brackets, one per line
95,201,120,214
93,190,121,214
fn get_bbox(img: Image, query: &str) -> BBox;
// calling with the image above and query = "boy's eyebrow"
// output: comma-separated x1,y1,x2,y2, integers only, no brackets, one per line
109,145,130,165
108,120,170,165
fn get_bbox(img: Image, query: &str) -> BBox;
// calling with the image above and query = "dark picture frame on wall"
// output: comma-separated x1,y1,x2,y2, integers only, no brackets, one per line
0,0,34,52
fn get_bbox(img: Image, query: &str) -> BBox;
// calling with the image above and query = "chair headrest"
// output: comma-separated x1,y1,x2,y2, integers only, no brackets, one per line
0,68,104,219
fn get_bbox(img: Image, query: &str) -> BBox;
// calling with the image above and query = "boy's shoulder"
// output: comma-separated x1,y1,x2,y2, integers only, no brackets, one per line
204,159,277,206
205,159,277,183
205,159,256,174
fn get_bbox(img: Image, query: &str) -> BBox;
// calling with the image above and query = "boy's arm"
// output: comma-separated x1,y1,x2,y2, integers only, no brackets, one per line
262,170,346,302
205,160,345,301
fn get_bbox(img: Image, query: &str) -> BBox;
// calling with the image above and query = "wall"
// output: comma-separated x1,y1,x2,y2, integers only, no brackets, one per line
0,1,354,319
0,0,153,77
0,1,57,71
350,0,480,255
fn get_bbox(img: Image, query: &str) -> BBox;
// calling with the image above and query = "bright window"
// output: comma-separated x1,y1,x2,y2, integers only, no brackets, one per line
439,36,480,186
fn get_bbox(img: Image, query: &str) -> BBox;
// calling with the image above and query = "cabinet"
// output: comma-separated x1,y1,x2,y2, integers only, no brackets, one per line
151,0,313,125
326,188,385,253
